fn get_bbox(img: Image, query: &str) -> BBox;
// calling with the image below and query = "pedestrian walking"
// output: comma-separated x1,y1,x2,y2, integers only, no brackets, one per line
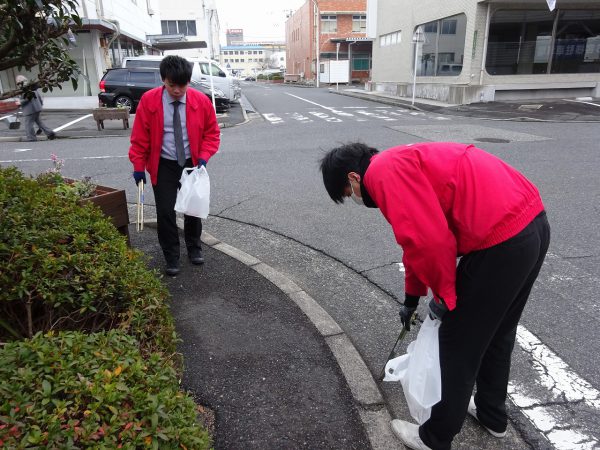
319,142,550,450
129,55,220,276
15,75,56,142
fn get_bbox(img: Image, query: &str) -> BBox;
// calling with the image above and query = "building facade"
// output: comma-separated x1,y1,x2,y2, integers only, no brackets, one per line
1,0,161,98
220,43,286,77
368,0,600,103
285,0,372,83
156,0,220,60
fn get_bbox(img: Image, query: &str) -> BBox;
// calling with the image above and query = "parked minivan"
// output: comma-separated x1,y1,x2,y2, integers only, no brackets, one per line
121,56,241,102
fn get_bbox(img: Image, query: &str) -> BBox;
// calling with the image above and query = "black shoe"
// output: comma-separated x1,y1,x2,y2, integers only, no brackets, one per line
36,129,43,135
188,248,204,265
47,132,56,140
165,261,180,276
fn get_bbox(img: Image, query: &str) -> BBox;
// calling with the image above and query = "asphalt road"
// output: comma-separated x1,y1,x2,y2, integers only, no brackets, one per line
1,83,599,449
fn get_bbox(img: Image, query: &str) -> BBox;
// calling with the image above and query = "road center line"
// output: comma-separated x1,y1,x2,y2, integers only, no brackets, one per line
285,92,333,110
53,114,93,132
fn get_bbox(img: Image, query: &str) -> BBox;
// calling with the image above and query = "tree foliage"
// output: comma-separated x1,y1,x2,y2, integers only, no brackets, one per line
0,0,82,100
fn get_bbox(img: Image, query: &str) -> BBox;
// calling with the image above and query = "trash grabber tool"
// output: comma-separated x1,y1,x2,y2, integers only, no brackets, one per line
137,180,144,232
378,314,414,381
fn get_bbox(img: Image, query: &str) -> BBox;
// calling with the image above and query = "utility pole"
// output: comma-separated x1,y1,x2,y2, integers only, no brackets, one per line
313,0,320,87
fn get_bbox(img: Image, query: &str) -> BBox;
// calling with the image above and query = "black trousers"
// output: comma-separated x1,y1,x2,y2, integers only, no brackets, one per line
152,157,202,264
419,212,550,450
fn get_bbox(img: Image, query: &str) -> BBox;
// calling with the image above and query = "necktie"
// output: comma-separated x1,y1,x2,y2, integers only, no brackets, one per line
173,100,186,167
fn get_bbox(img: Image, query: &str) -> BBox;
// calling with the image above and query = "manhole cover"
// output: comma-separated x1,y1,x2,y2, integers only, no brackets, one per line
474,137,510,143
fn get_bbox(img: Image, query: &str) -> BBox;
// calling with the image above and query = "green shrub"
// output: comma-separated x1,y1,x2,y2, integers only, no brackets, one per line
0,330,211,449
0,167,176,356
270,73,283,80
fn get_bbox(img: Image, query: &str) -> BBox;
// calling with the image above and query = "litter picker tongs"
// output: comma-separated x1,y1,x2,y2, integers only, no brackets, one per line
136,180,144,232
378,312,414,381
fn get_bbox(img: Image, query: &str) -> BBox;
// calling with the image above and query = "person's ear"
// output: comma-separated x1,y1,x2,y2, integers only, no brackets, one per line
348,172,361,184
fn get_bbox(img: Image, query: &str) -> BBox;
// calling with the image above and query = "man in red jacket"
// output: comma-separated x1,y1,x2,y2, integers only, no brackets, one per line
320,142,550,450
129,55,220,275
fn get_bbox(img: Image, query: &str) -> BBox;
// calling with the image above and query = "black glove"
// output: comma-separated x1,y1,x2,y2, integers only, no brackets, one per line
133,171,146,186
197,159,207,168
399,294,420,331
428,297,448,321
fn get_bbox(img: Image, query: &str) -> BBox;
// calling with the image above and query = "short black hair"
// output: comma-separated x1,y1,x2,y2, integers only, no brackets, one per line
319,142,379,203
159,55,193,85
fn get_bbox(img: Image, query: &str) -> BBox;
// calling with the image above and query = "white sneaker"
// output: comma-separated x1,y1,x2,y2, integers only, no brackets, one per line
390,419,432,450
467,396,507,438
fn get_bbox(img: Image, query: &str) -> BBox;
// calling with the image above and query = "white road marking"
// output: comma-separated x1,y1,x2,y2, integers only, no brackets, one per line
563,98,600,108
290,113,313,122
308,111,342,122
356,110,397,121
262,113,283,124
0,155,128,164
507,324,600,449
52,114,93,132
0,113,16,121
13,148,31,152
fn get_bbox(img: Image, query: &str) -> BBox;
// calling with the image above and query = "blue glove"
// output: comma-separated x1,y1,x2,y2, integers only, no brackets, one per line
133,171,146,185
197,159,207,168
428,297,448,321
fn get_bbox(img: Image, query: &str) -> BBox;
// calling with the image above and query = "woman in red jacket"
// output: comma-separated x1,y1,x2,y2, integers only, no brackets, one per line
320,142,550,450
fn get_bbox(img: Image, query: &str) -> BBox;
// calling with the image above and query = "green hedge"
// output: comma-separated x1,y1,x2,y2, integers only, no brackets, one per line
0,167,176,357
0,330,211,449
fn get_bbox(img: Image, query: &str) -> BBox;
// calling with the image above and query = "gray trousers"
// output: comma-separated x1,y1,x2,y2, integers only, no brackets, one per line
23,112,53,141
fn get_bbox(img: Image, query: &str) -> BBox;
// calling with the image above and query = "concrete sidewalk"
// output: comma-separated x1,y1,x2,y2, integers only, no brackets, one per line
332,87,600,122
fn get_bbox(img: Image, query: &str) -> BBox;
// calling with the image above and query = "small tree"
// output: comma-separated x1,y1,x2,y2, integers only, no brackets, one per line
0,0,82,100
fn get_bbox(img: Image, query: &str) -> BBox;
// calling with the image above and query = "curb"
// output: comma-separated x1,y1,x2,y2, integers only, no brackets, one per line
198,228,400,449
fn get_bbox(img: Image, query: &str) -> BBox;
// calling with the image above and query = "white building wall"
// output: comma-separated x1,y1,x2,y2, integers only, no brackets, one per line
372,0,600,103
159,0,220,60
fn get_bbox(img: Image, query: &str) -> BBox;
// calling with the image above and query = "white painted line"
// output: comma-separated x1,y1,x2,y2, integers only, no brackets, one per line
563,98,600,108
262,113,283,124
52,114,93,132
308,111,342,123
0,114,15,121
13,148,31,152
508,325,600,449
0,155,128,163
516,325,600,409
285,92,330,109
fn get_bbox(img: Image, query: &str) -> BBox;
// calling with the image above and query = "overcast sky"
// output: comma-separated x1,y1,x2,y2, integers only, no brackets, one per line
216,0,306,44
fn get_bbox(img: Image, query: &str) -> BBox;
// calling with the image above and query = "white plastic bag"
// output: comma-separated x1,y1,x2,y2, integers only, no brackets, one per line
174,166,210,218
383,316,441,424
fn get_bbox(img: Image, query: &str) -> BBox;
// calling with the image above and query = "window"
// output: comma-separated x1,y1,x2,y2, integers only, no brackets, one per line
379,31,401,47
104,70,128,82
126,59,161,69
353,54,370,70
441,19,457,35
161,20,196,36
416,14,467,76
352,15,367,33
485,9,600,75
129,71,156,84
321,15,337,33
224,58,229,63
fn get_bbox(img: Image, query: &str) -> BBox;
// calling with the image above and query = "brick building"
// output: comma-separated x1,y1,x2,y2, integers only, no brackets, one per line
285,0,372,84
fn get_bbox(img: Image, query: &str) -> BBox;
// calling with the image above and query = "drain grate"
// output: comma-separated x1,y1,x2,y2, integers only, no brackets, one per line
474,137,510,143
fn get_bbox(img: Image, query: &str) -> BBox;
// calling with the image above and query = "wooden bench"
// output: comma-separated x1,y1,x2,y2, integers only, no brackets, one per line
92,107,130,131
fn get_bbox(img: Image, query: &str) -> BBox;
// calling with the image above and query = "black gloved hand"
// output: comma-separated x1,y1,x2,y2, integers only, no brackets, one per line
428,297,448,321
399,305,417,331
399,294,420,331
197,159,207,168
133,171,146,186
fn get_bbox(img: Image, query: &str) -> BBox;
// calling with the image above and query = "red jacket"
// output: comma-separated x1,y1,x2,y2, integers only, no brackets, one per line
129,86,220,185
363,143,544,311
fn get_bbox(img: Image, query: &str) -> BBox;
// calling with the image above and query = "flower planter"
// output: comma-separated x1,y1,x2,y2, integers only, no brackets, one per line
92,108,130,130
65,179,130,244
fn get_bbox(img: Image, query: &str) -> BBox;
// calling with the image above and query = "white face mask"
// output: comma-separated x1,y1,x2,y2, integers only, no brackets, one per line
350,181,364,205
